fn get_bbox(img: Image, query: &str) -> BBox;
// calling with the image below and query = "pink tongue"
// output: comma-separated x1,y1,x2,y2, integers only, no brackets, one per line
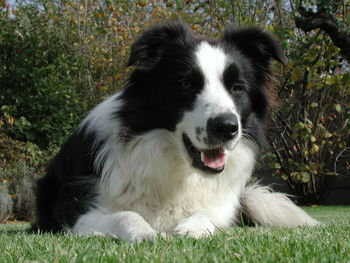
203,151,225,169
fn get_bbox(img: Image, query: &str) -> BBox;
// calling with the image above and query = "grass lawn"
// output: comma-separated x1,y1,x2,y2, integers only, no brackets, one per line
0,206,349,263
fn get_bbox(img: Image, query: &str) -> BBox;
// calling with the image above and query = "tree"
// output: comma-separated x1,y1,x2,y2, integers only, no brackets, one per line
267,0,350,203
295,0,350,61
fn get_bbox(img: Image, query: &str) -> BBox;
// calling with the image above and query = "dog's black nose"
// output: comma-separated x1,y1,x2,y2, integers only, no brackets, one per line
207,113,239,142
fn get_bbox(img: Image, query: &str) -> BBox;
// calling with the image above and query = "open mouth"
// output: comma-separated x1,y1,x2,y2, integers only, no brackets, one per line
182,134,226,174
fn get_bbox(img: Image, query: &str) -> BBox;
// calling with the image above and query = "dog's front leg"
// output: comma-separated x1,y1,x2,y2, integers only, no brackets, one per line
172,213,215,238
73,210,157,242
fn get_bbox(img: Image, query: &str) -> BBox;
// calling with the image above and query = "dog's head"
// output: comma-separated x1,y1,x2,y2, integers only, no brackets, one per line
120,21,286,174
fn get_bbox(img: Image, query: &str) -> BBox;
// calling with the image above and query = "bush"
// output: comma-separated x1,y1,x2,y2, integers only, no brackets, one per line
0,134,48,221
266,30,350,204
0,4,87,147
0,183,13,222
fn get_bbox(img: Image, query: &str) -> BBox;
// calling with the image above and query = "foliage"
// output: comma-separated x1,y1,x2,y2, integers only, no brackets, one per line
0,134,49,221
266,1,350,204
0,5,85,147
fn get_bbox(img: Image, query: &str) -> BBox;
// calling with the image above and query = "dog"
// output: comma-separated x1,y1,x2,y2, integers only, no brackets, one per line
32,21,320,242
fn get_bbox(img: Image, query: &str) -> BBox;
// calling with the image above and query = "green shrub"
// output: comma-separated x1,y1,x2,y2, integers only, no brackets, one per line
267,26,350,204
0,5,86,147
0,134,48,221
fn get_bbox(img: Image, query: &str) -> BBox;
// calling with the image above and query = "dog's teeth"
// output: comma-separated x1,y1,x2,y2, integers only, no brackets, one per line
200,152,205,163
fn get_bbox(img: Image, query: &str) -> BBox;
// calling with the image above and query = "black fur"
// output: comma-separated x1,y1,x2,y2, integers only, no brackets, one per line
31,127,101,232
223,27,286,122
118,22,204,134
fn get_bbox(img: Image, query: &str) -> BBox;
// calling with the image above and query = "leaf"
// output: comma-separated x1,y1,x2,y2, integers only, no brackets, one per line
317,124,332,138
334,104,341,113
310,144,319,154
300,130,310,139
6,116,14,125
290,171,299,178
325,75,335,85
269,162,281,169
300,172,310,183
281,174,289,180
295,122,305,129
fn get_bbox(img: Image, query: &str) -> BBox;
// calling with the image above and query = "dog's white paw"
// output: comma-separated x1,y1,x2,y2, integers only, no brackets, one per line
128,230,168,243
127,228,158,243
172,214,215,239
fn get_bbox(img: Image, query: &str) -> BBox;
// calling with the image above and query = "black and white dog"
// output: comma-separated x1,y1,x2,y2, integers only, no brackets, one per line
33,21,319,242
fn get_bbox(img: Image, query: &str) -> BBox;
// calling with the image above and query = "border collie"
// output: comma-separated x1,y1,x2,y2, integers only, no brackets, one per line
33,21,319,242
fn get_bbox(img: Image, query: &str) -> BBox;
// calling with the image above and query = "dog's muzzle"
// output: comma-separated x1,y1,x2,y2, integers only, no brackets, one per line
183,113,240,174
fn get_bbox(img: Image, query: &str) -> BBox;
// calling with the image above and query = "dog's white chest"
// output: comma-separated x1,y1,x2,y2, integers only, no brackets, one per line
96,131,255,232
99,163,250,232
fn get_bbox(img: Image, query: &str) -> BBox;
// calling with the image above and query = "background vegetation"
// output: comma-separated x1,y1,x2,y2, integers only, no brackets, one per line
0,0,349,221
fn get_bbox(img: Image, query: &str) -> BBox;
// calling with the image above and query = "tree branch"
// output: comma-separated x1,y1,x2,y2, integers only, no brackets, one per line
295,6,350,61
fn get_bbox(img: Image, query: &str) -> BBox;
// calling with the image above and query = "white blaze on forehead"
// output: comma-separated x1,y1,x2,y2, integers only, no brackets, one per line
194,41,236,113
195,41,229,83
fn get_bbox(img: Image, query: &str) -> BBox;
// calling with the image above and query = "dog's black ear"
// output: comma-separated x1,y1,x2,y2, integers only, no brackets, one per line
128,21,193,70
223,27,287,66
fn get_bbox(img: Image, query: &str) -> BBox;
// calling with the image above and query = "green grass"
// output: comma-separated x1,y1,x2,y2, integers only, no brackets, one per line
1,206,349,263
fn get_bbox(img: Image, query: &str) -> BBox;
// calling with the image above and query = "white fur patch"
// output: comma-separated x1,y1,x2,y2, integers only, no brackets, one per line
172,213,215,238
241,184,321,226
73,210,158,243
80,92,123,142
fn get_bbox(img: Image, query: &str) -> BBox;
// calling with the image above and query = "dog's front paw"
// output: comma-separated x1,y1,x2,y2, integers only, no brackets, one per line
172,214,215,239
127,228,158,243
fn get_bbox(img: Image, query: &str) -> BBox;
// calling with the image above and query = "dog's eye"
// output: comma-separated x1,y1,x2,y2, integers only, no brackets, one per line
230,83,244,93
180,80,191,89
